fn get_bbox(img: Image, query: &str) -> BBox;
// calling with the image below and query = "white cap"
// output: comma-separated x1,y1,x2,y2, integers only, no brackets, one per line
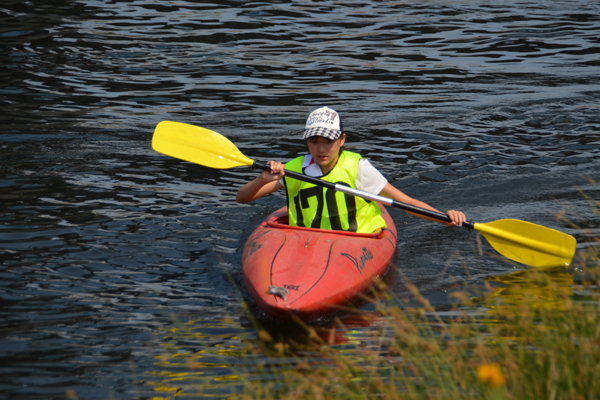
303,106,343,140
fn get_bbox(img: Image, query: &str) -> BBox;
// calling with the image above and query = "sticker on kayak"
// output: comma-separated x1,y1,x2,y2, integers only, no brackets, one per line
247,231,270,255
341,247,373,274
247,240,262,256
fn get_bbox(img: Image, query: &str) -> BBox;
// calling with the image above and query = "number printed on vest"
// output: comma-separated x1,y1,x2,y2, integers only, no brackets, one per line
293,182,358,231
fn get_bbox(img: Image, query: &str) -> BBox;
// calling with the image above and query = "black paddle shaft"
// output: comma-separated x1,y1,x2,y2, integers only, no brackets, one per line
253,161,474,229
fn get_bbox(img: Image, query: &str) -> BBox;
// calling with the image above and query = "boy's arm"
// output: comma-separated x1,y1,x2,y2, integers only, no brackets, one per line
236,161,285,204
236,178,283,203
379,183,465,226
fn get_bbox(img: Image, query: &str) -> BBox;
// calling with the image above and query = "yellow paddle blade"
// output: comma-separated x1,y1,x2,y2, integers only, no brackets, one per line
474,219,576,268
152,121,254,169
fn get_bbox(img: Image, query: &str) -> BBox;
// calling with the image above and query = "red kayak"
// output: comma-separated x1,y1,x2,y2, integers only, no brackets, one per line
242,205,397,320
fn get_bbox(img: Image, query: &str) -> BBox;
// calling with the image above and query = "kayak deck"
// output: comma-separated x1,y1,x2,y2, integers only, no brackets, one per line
242,205,397,320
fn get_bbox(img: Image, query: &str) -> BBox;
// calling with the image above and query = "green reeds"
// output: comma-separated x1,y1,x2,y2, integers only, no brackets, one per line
241,259,600,400
232,215,600,400
147,188,600,400
146,251,600,400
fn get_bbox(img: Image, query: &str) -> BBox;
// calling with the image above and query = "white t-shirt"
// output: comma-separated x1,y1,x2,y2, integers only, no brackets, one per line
280,154,388,195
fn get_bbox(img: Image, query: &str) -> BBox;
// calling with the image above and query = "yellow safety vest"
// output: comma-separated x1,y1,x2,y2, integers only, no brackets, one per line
284,151,387,233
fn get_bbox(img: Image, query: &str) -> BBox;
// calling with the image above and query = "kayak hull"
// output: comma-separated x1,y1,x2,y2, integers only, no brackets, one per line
242,205,397,320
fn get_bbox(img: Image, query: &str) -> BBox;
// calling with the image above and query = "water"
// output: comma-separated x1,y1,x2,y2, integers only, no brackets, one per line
1,0,599,398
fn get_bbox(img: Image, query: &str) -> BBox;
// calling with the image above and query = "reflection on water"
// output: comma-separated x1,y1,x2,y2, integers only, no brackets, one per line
145,266,581,398
1,0,600,398
147,311,388,398
148,316,252,398
477,268,574,310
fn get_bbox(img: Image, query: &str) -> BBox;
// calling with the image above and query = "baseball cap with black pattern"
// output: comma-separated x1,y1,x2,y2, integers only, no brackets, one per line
303,106,344,140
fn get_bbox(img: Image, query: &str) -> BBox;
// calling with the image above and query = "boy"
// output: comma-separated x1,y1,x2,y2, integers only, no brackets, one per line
237,106,465,233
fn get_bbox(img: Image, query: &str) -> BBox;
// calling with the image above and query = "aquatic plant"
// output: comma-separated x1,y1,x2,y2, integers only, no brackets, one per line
145,192,600,400
236,257,600,400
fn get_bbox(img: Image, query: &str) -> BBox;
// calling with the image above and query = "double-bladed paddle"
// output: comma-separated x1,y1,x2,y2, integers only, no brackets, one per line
152,120,577,268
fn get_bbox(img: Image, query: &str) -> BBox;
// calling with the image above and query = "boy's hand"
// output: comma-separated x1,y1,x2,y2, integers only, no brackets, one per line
446,210,466,227
260,161,285,182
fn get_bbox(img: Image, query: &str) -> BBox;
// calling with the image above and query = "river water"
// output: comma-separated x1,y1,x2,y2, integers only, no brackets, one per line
1,0,599,398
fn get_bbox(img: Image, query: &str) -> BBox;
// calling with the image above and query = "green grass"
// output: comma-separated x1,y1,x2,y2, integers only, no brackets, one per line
232,219,600,400
241,259,600,400
146,189,600,400
145,253,600,400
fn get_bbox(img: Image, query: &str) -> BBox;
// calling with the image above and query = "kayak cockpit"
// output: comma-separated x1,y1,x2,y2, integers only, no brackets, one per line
264,207,387,239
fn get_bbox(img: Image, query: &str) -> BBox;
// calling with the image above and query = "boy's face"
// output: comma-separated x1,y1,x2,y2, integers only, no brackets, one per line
306,134,346,174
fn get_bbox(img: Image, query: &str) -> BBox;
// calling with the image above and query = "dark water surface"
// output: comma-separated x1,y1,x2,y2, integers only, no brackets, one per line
1,0,599,398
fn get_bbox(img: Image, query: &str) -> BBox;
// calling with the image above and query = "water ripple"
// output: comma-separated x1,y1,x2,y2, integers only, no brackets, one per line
1,0,599,398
